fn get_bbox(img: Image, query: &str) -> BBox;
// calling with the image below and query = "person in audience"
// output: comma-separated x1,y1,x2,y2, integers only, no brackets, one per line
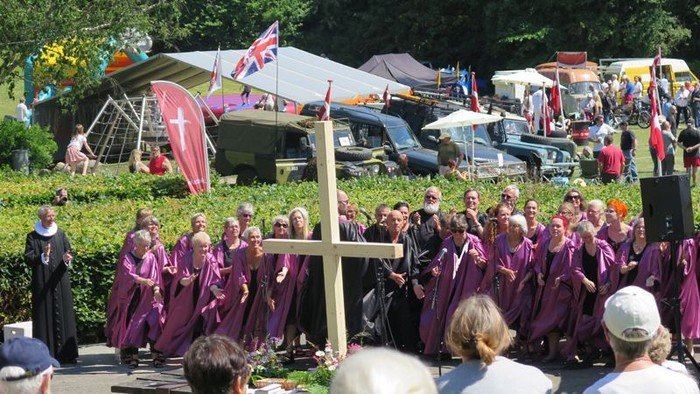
648,325,688,374
148,145,173,175
128,149,150,174
65,124,96,176
330,348,437,394
436,295,552,393
183,335,250,394
0,337,59,394
584,286,698,394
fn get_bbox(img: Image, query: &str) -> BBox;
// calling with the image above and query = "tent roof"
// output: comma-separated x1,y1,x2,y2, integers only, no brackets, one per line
94,47,409,104
358,53,456,89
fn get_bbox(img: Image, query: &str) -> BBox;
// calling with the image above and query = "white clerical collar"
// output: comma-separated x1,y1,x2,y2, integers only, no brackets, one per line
34,221,57,237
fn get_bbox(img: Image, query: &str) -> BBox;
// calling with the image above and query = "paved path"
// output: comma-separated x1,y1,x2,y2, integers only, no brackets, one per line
52,343,698,393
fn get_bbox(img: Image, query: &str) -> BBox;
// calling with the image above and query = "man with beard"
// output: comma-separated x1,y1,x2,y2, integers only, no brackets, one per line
459,189,487,237
410,187,444,271
298,189,369,347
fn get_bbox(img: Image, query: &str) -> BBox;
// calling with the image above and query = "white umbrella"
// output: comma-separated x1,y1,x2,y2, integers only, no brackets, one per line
491,70,554,88
423,110,503,179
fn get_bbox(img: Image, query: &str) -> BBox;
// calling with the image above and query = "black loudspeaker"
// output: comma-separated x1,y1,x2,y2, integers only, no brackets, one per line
640,174,694,242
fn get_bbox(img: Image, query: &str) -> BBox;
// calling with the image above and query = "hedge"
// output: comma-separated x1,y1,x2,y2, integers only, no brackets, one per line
1,172,692,342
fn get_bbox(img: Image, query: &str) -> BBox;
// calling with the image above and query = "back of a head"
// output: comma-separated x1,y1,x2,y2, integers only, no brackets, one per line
183,335,248,394
446,295,511,365
603,286,660,359
0,337,58,394
330,348,436,394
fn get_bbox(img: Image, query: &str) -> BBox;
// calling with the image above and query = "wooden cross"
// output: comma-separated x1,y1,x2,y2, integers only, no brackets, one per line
264,120,404,356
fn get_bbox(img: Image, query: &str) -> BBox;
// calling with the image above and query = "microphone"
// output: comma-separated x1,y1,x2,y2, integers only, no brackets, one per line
430,247,449,310
436,247,448,261
359,207,374,224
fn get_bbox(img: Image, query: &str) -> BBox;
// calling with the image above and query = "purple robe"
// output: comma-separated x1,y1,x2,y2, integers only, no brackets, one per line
563,239,614,357
105,251,164,349
528,237,575,343
214,247,249,340
660,239,700,338
528,222,547,246
105,231,137,340
419,234,485,355
617,241,664,295
241,253,274,347
485,234,535,336
170,234,192,271
596,225,632,252
213,238,248,287
267,253,296,339
154,251,221,357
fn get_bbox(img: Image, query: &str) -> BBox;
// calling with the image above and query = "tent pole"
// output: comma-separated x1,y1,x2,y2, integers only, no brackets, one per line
137,95,146,150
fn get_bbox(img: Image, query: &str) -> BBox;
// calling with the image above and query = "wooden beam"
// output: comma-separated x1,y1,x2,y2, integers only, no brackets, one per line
263,239,403,259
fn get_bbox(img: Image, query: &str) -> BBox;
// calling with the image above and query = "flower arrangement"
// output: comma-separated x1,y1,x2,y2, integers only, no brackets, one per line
247,336,288,381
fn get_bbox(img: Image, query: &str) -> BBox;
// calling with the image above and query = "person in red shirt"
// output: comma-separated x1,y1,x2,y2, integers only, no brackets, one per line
597,134,626,184
148,144,173,176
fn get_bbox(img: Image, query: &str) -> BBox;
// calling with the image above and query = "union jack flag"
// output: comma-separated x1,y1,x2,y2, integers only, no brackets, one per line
231,21,279,81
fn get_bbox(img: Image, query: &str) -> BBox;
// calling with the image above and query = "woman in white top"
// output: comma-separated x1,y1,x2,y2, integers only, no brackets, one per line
436,294,552,394
64,124,96,176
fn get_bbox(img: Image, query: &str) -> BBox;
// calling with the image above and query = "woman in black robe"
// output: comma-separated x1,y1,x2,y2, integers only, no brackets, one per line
24,205,79,363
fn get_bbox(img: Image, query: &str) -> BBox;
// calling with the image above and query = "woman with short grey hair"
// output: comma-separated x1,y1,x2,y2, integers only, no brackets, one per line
237,203,254,235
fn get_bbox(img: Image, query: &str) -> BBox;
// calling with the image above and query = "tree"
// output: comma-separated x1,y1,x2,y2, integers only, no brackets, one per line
0,0,185,107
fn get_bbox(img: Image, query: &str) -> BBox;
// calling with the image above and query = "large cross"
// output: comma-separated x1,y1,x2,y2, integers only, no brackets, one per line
169,107,190,151
264,121,403,356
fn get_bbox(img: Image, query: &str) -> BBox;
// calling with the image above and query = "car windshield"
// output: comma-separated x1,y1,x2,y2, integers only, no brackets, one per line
502,119,530,135
568,82,601,95
387,124,420,150
307,128,358,148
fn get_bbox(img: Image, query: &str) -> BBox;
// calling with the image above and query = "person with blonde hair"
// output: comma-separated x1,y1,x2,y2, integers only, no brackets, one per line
128,149,150,174
171,213,207,272
331,348,436,394
437,295,552,393
64,124,96,176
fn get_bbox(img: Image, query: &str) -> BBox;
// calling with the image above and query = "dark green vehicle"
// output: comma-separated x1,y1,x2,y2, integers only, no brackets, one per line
215,111,397,184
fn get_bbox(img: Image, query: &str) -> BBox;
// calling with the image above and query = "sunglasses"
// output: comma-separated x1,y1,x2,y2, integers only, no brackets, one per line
451,228,466,233
274,222,288,228
565,195,581,201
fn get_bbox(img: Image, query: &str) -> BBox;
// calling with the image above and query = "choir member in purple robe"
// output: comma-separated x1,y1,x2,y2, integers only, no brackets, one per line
617,218,663,294
419,214,486,355
288,207,311,357
563,188,587,222
596,200,631,254
529,215,575,362
142,216,176,299
214,218,246,287
214,228,254,342
563,221,615,365
586,200,606,234
481,203,510,262
105,230,165,368
237,203,254,236
484,215,534,340
239,227,274,348
557,202,579,241
266,216,298,354
155,232,223,357
170,213,207,273
524,200,546,247
678,236,700,356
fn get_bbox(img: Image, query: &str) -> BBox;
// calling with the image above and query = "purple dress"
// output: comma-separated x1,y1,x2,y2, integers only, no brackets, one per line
214,246,249,340
213,238,248,287
528,237,575,344
661,239,700,339
105,251,165,349
154,251,221,357
267,252,296,339
485,234,535,337
419,234,485,355
241,253,275,347
563,239,615,357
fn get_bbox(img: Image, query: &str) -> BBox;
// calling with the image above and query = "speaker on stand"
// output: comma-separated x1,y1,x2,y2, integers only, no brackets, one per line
640,174,699,370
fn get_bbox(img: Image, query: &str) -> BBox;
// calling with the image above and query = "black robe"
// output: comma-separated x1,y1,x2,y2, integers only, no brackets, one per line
24,228,79,363
299,221,368,347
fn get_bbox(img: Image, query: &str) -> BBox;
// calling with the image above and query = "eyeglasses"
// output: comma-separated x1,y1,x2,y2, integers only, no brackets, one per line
501,193,514,200
451,228,466,233
274,222,288,228
240,213,253,218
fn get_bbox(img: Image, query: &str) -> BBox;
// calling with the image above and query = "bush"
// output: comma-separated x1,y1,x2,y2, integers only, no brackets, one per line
0,173,695,342
0,121,57,171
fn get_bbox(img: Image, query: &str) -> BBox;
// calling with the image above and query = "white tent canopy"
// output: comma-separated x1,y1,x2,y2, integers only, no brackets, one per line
491,68,554,88
422,109,502,130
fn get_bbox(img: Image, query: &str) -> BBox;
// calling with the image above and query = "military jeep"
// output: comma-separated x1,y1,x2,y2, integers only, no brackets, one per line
214,110,397,184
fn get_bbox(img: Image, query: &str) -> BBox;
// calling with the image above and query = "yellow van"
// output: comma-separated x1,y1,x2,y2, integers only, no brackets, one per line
600,58,698,96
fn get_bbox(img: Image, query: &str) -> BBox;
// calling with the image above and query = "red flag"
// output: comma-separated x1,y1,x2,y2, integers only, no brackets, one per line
542,84,551,136
207,47,223,97
232,21,279,81
549,67,561,115
648,51,665,162
317,80,332,121
151,81,210,194
383,84,391,108
470,72,480,112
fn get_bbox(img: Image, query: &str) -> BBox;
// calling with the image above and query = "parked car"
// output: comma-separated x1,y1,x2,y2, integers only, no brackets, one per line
215,110,397,184
300,102,526,180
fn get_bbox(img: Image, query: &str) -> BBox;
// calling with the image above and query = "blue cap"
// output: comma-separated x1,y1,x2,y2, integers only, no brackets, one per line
0,338,60,381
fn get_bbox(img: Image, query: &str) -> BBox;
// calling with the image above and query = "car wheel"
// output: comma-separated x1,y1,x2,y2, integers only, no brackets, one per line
235,167,257,185
334,147,373,161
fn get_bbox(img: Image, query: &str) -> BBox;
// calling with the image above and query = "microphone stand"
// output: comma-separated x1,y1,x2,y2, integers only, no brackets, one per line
431,248,447,376
374,223,396,348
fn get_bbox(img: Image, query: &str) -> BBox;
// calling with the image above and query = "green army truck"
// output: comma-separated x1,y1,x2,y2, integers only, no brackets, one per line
215,110,397,184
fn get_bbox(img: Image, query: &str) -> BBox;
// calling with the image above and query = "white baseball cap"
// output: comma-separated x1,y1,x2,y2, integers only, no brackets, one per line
603,286,660,342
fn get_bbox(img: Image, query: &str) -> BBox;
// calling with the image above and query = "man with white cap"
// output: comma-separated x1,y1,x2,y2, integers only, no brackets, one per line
437,132,462,175
584,286,699,394
0,337,60,394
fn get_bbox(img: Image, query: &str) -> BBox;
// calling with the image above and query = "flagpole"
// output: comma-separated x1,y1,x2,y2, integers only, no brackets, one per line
556,67,564,119
656,47,662,114
219,46,225,114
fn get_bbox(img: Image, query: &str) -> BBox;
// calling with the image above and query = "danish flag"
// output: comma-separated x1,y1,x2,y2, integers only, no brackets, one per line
470,72,480,112
231,21,279,81
318,80,332,121
206,47,222,97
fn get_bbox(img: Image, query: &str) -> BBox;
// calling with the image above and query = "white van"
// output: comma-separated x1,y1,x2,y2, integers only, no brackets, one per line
600,58,698,96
